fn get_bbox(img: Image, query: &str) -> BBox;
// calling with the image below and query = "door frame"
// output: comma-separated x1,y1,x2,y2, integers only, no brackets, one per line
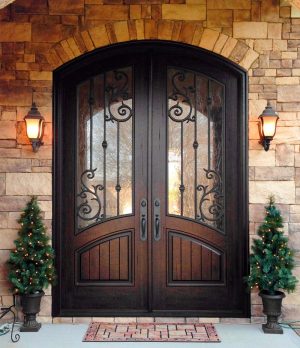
52,40,249,317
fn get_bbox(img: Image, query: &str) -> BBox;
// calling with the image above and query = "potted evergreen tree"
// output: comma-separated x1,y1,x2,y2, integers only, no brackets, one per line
7,197,56,332
247,196,298,334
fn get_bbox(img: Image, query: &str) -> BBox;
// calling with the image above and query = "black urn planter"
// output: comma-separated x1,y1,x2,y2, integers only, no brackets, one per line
20,291,44,332
259,290,285,334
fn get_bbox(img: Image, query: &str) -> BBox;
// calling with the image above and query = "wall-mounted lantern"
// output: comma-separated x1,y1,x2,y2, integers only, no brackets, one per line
258,102,279,152
24,103,45,152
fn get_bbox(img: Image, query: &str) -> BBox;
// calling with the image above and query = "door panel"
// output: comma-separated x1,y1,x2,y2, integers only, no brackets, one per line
54,42,249,317
168,231,223,283
77,231,132,283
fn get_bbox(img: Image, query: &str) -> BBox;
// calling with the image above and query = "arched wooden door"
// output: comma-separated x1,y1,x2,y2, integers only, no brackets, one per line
53,42,249,317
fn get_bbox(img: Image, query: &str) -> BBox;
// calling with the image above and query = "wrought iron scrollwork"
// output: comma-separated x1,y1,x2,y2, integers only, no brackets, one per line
168,70,195,123
0,295,20,343
197,169,224,227
77,169,104,224
105,70,133,123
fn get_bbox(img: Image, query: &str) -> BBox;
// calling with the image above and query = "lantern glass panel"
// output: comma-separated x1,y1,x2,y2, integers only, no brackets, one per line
25,118,41,139
262,115,278,138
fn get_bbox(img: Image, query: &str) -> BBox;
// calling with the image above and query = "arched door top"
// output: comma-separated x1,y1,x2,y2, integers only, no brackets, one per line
45,21,259,71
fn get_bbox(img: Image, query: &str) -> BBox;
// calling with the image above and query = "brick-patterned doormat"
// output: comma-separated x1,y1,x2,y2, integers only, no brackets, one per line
83,322,220,342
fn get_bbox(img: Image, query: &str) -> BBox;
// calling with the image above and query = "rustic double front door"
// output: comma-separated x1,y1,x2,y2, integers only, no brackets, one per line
54,42,248,317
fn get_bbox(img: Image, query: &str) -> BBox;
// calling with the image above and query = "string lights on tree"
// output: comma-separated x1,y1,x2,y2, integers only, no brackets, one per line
7,197,56,332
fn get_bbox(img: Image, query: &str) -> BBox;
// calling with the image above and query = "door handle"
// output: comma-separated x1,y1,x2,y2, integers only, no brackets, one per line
153,199,160,241
140,198,147,241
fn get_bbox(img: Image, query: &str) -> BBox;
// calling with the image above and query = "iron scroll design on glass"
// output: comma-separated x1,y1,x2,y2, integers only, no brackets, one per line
168,70,196,123
196,169,224,229
77,68,133,230
77,168,105,223
167,67,224,232
105,70,133,123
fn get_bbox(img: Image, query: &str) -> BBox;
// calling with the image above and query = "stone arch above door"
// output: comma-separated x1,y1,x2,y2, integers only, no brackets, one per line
44,20,259,71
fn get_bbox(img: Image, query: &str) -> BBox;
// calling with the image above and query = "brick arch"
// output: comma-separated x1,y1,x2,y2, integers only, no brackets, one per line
45,20,259,71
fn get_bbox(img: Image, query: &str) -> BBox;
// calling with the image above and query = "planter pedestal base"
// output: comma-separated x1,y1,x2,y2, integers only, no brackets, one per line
262,322,283,334
20,314,42,332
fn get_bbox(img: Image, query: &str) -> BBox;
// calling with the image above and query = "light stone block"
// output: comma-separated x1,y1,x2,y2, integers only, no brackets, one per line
278,85,300,102
289,224,300,250
7,212,20,229
249,204,265,222
290,214,300,222
53,317,73,323
85,5,128,20
1,111,16,121
39,295,52,316
255,167,294,181
275,127,300,143
273,39,287,51
207,0,251,9
0,23,31,42
0,158,32,173
0,121,16,140
0,213,8,228
221,37,238,57
233,22,268,39
30,71,52,81
73,317,93,323
249,99,267,121
162,5,206,21
38,200,52,213
248,121,260,140
199,29,219,50
249,150,275,167
6,173,52,195
276,77,299,85
276,144,295,166
114,21,130,42
88,26,110,48
282,52,298,59
268,23,282,39
290,205,300,214
213,33,228,54
0,229,18,249
254,39,273,52
292,5,300,18
239,49,259,70
249,181,295,204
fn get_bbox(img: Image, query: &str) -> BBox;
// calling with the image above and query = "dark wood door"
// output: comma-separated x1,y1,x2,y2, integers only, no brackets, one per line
54,42,249,317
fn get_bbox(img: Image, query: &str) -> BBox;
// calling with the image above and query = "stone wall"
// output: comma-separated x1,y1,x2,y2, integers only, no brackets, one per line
0,0,300,323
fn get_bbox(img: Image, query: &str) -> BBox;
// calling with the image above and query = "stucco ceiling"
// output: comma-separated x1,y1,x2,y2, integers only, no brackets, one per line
0,0,15,10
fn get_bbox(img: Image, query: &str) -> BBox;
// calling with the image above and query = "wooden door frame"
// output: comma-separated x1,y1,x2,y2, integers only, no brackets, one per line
52,40,249,317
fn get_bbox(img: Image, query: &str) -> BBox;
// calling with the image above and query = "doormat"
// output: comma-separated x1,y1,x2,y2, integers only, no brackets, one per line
83,322,220,342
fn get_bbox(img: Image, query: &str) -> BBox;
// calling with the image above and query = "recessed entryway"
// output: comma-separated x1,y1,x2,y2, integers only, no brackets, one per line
53,41,249,317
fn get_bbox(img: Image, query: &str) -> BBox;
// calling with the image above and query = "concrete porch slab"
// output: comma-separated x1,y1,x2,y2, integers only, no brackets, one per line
0,323,300,348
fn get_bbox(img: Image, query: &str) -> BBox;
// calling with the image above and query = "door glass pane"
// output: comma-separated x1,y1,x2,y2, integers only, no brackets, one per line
167,67,224,232
77,67,133,230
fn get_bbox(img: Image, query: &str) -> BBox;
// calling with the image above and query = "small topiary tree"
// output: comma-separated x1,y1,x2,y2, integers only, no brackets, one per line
247,196,297,295
7,196,56,295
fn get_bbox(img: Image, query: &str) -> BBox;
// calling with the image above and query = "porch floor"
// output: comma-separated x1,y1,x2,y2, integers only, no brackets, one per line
1,323,300,348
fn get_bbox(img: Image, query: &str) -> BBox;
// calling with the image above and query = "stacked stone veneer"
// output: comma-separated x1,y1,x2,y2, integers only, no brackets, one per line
0,0,300,324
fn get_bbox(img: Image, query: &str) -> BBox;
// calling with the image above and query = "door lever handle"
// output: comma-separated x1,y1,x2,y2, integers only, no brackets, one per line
140,198,147,241
153,199,160,241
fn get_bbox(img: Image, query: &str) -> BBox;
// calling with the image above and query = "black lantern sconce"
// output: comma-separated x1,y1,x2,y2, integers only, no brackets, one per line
258,102,279,152
24,103,45,152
